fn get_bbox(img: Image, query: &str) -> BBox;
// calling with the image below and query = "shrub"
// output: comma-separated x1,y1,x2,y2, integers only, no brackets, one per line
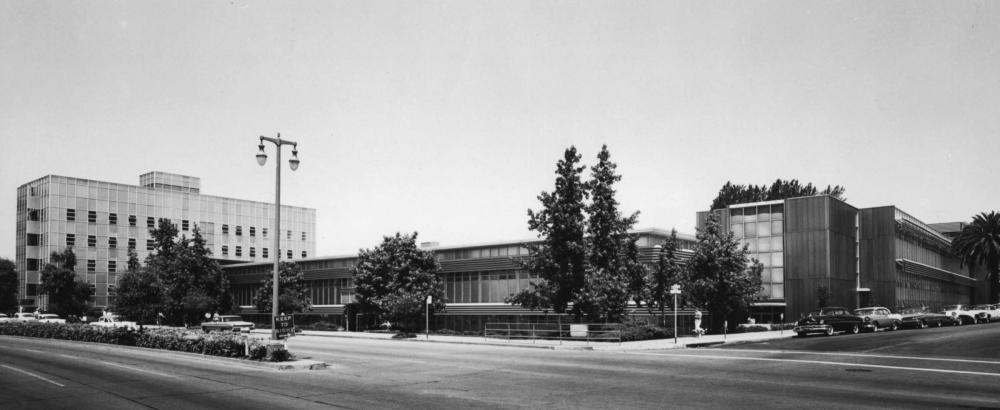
619,324,673,342
0,322,285,361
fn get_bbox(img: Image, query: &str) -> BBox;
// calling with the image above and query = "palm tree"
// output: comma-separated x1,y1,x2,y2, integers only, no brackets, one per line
952,212,1000,304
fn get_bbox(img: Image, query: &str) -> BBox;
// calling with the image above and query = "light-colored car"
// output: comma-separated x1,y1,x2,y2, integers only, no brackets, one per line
0,313,12,323
971,304,1000,323
942,305,988,325
201,315,255,333
853,307,902,331
35,313,66,324
91,314,138,330
12,312,38,322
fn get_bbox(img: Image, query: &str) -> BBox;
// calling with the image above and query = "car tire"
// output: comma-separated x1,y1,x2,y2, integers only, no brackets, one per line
890,322,899,331
824,327,835,336
850,324,860,334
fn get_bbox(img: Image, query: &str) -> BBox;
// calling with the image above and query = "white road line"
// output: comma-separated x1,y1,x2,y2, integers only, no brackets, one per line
1,364,66,387
707,348,1000,365
58,354,80,360
629,351,1000,377
23,348,43,353
99,361,179,378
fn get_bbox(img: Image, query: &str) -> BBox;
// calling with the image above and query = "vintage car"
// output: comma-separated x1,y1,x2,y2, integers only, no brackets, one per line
90,314,138,330
941,305,988,325
201,315,255,333
794,306,864,337
35,313,66,324
12,312,38,322
852,307,902,332
0,313,12,323
971,304,1000,323
898,307,960,328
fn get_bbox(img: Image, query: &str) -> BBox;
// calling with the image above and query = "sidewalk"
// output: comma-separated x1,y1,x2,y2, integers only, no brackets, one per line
256,328,795,351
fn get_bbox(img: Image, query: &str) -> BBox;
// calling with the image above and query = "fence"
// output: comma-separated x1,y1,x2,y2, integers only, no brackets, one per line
483,322,623,344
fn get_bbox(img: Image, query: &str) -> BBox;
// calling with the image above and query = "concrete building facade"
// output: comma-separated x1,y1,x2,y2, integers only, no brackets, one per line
15,172,315,309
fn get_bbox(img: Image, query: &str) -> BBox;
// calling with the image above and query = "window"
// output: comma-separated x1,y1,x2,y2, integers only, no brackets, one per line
249,227,256,237
129,215,137,227
26,284,38,297
302,232,307,241
88,210,97,223
250,247,256,257
147,217,155,228
128,238,136,249
108,284,117,297
222,224,229,235
235,226,242,236
27,259,39,271
301,251,307,258
262,248,269,259
108,261,117,273
109,213,118,225
262,228,268,238
88,235,96,247
27,233,40,246
222,245,229,256
67,209,76,221
182,220,189,231
66,234,76,247
287,230,292,240
87,259,96,272
287,250,292,259
108,237,117,248
235,246,242,257
28,209,40,221
146,239,154,251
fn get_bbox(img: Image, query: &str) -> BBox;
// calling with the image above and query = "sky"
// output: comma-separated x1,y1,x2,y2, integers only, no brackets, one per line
2,1,999,260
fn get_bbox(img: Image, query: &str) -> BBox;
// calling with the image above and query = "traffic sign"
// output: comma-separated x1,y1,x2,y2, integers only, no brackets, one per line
275,315,294,339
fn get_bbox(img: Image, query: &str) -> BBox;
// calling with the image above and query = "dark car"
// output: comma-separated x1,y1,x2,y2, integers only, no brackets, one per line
794,306,864,337
201,315,255,333
899,307,960,329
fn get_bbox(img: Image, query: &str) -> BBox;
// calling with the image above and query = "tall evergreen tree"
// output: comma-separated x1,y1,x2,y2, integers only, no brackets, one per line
710,179,845,210
147,219,230,325
952,211,1000,303
39,248,92,317
646,229,684,325
507,146,589,316
254,261,312,314
685,214,763,331
0,258,17,314
112,247,163,327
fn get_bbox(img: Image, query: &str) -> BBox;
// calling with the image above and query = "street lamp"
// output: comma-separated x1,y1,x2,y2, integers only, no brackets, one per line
256,133,300,341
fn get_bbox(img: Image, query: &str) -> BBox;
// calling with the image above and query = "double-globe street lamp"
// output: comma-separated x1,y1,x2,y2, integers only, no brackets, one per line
256,133,300,341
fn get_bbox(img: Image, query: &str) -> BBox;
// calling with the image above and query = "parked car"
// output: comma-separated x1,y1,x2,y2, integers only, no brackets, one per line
201,315,255,333
941,305,988,325
35,313,66,324
90,314,138,330
852,307,902,332
971,304,1000,323
899,307,961,328
12,312,38,322
794,306,864,337
0,313,12,323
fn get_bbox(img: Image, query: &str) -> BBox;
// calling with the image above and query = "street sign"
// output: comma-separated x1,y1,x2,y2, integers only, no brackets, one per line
275,315,294,339
669,284,682,295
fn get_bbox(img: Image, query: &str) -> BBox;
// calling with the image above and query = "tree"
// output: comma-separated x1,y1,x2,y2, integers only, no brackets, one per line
351,232,445,331
684,214,763,332
147,219,231,325
112,247,163,327
646,230,684,326
254,261,312,314
710,179,845,210
816,285,830,308
578,145,642,322
507,146,589,316
39,248,92,317
0,258,17,314
952,211,1000,303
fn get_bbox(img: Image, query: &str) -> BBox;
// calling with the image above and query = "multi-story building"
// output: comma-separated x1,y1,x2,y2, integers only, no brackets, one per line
223,228,697,332
698,195,978,322
15,171,315,309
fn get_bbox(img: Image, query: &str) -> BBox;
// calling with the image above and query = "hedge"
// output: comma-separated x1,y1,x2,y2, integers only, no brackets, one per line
0,322,289,362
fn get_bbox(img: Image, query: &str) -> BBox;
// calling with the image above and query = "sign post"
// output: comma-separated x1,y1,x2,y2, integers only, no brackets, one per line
669,284,682,345
426,295,432,340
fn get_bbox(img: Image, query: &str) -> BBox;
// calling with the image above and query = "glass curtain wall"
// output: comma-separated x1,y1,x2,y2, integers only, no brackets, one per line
730,204,784,300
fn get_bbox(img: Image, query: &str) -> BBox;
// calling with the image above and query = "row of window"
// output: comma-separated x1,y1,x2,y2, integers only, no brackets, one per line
25,258,117,273
45,208,309,240
220,224,306,241
219,245,305,259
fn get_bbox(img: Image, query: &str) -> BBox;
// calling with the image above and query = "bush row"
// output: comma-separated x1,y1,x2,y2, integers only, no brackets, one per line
0,322,289,362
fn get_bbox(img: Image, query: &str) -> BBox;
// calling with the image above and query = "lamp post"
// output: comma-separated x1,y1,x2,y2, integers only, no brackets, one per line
256,133,300,341
670,284,681,344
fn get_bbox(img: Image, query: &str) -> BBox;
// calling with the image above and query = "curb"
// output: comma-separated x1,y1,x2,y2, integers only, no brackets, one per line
0,334,328,371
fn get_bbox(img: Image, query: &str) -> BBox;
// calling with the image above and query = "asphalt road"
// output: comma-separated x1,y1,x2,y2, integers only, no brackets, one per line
2,323,1000,409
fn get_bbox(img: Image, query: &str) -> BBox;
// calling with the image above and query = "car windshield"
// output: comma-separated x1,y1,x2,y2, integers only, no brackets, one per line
854,309,874,315
221,316,243,322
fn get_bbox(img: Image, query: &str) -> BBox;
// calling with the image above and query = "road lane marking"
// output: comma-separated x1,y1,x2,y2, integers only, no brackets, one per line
629,352,1000,377
99,361,179,378
58,354,80,360
23,348,43,353
1,364,65,387
707,348,1000,366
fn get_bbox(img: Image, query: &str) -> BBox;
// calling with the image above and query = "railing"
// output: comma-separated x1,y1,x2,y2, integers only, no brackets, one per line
483,322,622,344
